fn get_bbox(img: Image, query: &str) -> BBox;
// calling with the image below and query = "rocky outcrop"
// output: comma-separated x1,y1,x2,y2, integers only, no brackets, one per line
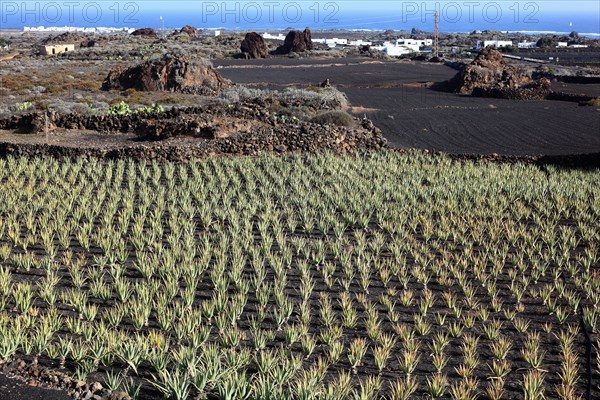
240,32,267,59
131,28,157,37
102,55,229,95
82,38,107,48
447,46,551,100
5,112,57,134
276,28,313,54
41,32,85,46
135,115,268,140
179,25,200,37
471,78,551,100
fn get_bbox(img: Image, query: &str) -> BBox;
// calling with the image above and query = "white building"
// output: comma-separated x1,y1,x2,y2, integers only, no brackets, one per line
476,40,513,49
373,38,432,56
214,30,221,37
263,33,373,48
349,40,373,47
262,32,286,41
395,38,433,52
373,42,411,56
569,44,588,48
557,42,568,47
312,37,373,48
40,43,75,55
312,38,349,48
518,42,537,49
25,26,133,34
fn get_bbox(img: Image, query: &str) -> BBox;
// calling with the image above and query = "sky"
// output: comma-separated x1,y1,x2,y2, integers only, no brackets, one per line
2,1,599,33
136,1,599,16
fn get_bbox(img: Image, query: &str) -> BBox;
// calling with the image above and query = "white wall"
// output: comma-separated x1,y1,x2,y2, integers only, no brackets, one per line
262,33,286,40
477,40,513,49
518,42,537,48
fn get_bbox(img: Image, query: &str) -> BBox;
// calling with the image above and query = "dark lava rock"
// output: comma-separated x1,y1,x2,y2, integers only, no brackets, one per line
5,112,57,134
82,39,100,48
102,54,229,95
135,117,213,140
179,25,200,37
29,113,56,134
41,32,85,46
131,28,157,37
240,32,267,59
411,54,428,62
444,46,551,100
276,28,313,54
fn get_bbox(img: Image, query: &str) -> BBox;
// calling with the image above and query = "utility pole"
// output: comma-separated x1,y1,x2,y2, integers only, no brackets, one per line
434,10,440,58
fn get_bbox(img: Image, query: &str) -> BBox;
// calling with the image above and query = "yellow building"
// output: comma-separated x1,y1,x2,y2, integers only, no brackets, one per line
40,44,75,56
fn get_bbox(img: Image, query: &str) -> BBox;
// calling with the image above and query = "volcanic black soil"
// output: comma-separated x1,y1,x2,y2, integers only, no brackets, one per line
215,57,600,157
0,373,71,400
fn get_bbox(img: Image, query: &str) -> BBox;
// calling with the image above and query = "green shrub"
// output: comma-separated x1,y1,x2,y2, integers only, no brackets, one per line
310,111,355,127
15,101,34,112
584,98,600,107
107,101,164,116
107,101,132,116
136,104,165,114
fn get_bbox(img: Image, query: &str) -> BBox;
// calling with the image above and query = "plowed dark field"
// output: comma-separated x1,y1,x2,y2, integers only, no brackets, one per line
215,57,600,156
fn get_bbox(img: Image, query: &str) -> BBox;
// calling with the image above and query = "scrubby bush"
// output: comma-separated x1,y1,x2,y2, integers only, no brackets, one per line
281,87,349,111
220,86,270,103
277,105,312,121
42,99,87,114
70,103,96,116
91,102,110,114
310,110,355,127
220,85,350,116
499,45,518,53
536,36,557,48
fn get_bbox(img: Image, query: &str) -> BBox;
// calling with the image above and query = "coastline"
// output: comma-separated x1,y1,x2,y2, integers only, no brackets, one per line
2,27,599,38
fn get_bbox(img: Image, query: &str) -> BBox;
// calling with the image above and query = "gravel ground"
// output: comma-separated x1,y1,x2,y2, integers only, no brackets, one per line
0,373,71,400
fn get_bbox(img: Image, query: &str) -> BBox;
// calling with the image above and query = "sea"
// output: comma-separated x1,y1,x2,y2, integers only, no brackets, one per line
2,2,599,37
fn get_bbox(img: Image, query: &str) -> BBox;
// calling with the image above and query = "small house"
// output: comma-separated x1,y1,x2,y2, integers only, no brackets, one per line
262,32,286,41
40,43,75,56
349,40,373,47
518,42,537,49
476,40,513,49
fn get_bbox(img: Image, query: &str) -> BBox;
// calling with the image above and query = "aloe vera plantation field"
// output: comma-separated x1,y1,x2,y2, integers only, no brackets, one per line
0,152,599,400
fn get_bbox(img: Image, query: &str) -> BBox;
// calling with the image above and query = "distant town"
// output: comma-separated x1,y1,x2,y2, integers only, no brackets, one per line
14,25,591,60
